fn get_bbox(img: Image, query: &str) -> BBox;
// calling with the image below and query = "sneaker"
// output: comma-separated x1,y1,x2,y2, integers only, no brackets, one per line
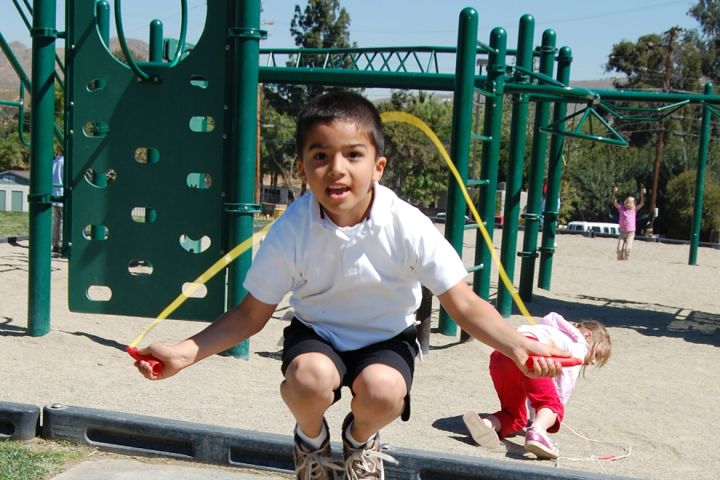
341,413,398,480
293,419,342,480
462,411,500,448
524,427,559,460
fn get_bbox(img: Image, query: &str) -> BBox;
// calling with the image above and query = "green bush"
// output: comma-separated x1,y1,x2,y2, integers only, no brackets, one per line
665,170,720,240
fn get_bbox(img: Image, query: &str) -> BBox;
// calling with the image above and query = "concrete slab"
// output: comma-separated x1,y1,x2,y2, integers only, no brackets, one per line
50,458,292,480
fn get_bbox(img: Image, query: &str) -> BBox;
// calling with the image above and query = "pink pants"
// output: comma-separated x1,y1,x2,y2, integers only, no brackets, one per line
489,350,564,438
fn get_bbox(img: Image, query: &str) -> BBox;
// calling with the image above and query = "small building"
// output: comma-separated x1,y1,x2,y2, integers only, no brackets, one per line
0,170,30,212
261,185,295,205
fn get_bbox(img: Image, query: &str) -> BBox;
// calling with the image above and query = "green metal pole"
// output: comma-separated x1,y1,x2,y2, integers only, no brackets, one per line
538,47,572,289
96,1,110,46
496,14,534,317
438,7,478,336
225,0,262,358
518,29,556,301
689,82,712,265
27,0,57,336
473,27,507,301
149,20,163,62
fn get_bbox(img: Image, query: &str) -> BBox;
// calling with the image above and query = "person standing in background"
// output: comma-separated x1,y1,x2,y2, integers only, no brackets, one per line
51,152,64,253
611,186,645,260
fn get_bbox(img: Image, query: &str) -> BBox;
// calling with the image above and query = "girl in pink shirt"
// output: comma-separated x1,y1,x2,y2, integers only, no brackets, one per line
612,186,646,260
463,313,612,460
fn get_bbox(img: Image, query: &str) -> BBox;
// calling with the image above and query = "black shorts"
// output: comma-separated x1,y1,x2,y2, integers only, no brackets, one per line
281,318,418,421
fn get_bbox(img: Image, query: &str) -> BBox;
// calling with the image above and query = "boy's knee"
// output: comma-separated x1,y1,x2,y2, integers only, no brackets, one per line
352,366,407,406
285,353,339,394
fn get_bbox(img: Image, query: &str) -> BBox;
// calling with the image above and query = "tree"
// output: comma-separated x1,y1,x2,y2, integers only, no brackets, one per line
665,169,720,240
259,99,297,189
606,33,668,89
688,0,720,82
605,28,703,147
0,99,30,170
606,29,702,91
0,135,28,171
264,0,353,115
290,0,352,51
54,80,64,154
378,91,453,208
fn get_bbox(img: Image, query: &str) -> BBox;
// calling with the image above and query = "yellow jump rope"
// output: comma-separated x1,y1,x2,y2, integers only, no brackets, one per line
125,222,273,372
380,111,534,321
126,112,536,370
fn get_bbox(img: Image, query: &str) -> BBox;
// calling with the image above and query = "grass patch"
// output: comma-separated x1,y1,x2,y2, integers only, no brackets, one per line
0,439,91,480
0,211,29,238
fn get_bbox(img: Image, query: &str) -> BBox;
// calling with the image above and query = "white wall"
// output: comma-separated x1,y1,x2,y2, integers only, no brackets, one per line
0,183,29,212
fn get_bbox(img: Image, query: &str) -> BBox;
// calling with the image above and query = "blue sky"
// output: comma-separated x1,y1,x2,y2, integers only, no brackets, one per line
1,0,700,82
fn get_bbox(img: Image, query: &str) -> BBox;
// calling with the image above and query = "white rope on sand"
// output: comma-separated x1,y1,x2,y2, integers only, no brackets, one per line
554,422,632,473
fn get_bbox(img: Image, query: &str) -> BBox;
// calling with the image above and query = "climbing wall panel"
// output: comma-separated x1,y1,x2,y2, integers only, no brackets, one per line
65,0,232,320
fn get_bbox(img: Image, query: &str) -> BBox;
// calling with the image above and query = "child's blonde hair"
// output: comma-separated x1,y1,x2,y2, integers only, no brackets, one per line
578,320,611,370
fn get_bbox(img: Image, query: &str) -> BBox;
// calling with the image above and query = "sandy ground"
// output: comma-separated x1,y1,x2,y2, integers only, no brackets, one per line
1,229,719,480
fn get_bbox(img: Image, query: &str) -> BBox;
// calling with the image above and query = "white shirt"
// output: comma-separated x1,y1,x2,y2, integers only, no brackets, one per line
244,183,468,351
52,155,64,206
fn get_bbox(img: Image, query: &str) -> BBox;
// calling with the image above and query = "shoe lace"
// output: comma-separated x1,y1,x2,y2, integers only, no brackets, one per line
296,448,344,480
344,444,398,480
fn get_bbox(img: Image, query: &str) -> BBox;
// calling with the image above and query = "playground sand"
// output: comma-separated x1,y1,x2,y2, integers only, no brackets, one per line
1,230,719,480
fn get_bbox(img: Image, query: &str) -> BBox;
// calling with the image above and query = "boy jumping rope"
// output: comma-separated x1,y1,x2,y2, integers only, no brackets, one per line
134,91,568,479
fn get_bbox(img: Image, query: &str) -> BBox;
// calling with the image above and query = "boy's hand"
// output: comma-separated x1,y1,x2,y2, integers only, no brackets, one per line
514,341,571,378
612,186,618,194
641,187,647,195
134,343,191,380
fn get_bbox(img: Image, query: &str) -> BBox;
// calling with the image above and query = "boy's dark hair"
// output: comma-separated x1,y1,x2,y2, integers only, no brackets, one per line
295,90,385,158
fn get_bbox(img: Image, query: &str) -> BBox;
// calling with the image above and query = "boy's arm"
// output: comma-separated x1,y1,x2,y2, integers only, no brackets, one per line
437,282,569,376
136,293,276,379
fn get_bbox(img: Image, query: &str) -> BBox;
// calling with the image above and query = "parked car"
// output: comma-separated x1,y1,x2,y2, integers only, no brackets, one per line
434,212,472,224
567,221,619,236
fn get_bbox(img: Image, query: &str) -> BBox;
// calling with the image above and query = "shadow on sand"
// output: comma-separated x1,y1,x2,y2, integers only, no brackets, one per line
524,291,720,348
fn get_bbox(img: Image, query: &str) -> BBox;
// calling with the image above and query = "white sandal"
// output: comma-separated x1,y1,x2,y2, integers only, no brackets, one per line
462,411,500,448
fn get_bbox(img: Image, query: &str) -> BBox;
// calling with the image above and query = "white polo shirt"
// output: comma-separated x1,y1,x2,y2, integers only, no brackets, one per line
244,183,468,351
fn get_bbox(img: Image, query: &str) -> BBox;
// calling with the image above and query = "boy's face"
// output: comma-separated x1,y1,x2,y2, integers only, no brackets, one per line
298,120,386,227
624,196,636,209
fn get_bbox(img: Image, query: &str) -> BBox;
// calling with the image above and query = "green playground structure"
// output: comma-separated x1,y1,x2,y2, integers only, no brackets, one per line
2,0,719,346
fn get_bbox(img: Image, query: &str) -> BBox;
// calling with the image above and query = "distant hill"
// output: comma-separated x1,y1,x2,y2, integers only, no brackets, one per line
569,78,620,91
0,41,32,95
0,39,149,101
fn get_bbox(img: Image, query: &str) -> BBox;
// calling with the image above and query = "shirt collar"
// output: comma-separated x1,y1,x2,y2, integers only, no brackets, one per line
367,183,393,228
309,182,393,230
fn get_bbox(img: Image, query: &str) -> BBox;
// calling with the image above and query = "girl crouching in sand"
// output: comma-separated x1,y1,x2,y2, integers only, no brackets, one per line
463,313,611,459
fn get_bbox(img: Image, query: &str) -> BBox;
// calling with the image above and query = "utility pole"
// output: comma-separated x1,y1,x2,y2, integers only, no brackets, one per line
648,26,679,234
